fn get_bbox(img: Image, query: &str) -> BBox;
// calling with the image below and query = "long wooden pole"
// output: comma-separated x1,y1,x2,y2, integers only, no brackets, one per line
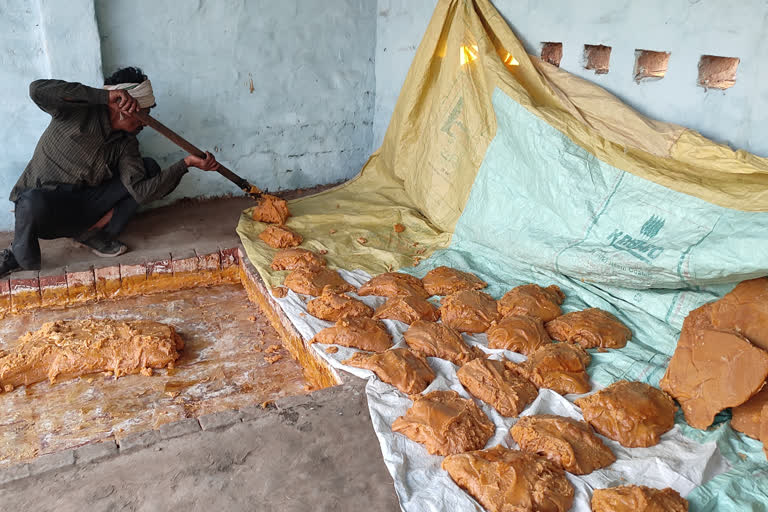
134,112,262,199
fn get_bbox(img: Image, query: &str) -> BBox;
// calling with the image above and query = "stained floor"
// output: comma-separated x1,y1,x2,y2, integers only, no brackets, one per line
0,284,308,466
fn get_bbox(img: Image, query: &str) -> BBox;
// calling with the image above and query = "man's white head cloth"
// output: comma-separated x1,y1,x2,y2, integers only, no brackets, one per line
103,79,156,109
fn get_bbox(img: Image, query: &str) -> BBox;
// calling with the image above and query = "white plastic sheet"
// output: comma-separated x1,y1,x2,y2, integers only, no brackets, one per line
270,269,729,511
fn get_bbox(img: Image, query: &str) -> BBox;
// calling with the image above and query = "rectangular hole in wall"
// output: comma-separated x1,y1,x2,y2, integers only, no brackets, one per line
698,55,739,90
584,44,611,74
541,42,563,67
634,49,670,82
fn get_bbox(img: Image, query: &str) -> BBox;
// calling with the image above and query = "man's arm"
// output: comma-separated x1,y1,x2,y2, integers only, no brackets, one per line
29,79,109,117
118,139,221,204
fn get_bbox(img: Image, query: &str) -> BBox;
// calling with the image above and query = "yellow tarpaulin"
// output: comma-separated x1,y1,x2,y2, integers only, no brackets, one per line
238,0,768,288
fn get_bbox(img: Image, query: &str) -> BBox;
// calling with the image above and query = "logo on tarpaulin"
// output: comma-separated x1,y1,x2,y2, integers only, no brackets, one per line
640,215,665,238
607,215,666,263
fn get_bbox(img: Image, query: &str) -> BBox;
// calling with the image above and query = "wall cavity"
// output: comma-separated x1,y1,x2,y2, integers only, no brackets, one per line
698,55,739,90
584,44,612,74
634,50,670,82
540,42,563,67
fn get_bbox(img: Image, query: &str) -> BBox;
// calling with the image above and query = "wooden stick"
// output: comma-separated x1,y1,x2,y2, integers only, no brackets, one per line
134,112,262,199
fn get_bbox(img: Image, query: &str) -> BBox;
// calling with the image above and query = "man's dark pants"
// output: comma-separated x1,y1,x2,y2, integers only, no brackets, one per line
11,158,160,270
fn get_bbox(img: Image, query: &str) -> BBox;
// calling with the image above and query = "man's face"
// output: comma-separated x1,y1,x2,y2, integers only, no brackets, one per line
126,107,151,134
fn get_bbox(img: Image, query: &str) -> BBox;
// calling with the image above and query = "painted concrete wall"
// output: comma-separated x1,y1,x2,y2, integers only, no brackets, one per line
95,0,377,206
373,0,768,158
0,1,49,231
0,0,104,231
0,0,376,231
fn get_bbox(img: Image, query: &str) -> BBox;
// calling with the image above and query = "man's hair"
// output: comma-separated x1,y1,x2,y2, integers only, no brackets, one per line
104,67,148,85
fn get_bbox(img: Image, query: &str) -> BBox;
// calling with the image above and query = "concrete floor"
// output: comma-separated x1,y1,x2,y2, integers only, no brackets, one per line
0,381,399,512
0,191,400,511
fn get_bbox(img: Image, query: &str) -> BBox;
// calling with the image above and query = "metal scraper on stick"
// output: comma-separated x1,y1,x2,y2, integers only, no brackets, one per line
134,112,264,200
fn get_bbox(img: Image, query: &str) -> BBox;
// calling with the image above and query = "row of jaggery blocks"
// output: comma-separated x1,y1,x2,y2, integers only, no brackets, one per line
0,247,243,315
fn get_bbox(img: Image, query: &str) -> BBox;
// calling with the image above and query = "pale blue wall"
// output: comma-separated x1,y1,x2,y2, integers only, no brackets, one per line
95,0,377,207
4,0,766,232
1,2,50,231
0,0,377,230
374,0,768,158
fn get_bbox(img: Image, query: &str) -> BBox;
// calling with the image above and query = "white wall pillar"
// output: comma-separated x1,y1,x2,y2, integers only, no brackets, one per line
37,0,103,84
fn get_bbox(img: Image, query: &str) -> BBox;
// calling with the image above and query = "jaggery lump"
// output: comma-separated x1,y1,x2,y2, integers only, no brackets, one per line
660,327,768,430
271,248,326,272
440,290,500,333
732,387,768,439
343,348,434,394
403,320,483,366
358,272,429,299
545,308,631,349
575,380,676,448
517,342,592,395
307,291,373,322
510,414,616,475
591,485,689,512
392,390,494,456
258,225,303,248
457,358,538,417
487,315,552,355
710,277,768,351
442,446,574,512
373,294,440,324
497,284,565,322
283,268,355,296
422,266,487,296
0,319,183,390
313,317,392,353
251,194,291,224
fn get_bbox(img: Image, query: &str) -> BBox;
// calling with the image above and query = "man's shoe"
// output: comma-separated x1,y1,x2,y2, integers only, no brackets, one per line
0,249,20,277
77,233,128,258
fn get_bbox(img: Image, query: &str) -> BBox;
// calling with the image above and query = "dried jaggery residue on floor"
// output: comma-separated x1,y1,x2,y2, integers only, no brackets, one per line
0,285,306,467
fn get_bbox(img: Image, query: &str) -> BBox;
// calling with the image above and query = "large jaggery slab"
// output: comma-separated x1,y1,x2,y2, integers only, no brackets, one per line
457,358,538,417
575,381,676,448
307,291,373,322
545,308,631,349
660,328,768,430
440,290,500,333
487,315,552,355
421,266,486,296
591,485,689,512
258,225,303,248
0,319,182,390
358,272,429,299
392,390,494,456
251,194,291,224
403,320,483,366
283,268,355,296
510,414,616,475
710,277,768,351
517,342,592,395
343,348,434,394
442,446,574,512
498,284,565,322
312,317,393,352
730,386,768,439
373,294,439,324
